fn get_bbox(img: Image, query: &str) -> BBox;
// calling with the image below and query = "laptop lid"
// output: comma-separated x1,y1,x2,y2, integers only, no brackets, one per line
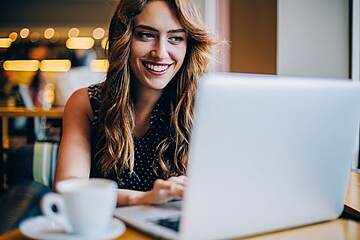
180,73,360,240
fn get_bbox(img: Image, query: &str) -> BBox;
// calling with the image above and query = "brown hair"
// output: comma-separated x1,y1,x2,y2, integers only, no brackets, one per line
97,0,213,178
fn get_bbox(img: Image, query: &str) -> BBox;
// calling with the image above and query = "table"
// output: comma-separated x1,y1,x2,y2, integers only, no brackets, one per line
1,171,359,240
0,107,64,149
345,170,360,212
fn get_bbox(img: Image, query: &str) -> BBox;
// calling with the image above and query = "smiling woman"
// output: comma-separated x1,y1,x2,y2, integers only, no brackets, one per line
130,2,188,91
54,0,214,206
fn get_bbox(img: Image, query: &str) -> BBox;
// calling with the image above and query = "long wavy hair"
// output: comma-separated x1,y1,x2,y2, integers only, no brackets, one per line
97,0,213,178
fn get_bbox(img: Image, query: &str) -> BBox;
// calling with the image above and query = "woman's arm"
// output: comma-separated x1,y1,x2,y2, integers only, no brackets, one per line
54,88,93,186
54,88,186,205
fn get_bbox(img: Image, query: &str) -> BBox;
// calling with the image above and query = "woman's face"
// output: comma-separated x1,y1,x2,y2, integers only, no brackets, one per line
130,0,187,92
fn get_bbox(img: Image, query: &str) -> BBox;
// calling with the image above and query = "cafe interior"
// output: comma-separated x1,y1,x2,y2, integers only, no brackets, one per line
0,0,359,239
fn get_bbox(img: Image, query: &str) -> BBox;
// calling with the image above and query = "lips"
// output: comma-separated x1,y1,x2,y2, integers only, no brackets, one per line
142,61,173,75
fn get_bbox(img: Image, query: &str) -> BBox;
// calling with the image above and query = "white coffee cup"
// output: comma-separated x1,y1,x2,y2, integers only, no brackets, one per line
41,178,117,236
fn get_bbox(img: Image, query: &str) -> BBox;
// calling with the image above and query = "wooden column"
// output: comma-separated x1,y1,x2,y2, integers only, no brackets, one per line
230,0,277,74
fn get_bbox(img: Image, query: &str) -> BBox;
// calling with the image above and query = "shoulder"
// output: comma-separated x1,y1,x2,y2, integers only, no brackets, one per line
64,87,93,121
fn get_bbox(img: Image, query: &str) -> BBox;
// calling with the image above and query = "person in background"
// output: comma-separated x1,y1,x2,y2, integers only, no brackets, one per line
28,45,49,107
55,0,213,206
55,49,105,106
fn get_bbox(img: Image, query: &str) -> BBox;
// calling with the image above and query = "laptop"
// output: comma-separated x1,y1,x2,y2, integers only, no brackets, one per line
114,73,360,240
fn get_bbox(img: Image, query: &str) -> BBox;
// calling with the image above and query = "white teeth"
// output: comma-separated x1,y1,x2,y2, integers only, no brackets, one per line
144,63,169,72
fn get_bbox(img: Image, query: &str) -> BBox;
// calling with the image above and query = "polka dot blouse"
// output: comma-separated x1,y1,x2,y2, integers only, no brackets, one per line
88,84,175,191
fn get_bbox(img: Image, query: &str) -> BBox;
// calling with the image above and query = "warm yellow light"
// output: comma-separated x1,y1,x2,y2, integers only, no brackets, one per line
9,32,18,42
44,28,55,39
20,28,30,38
68,28,79,38
3,60,40,71
101,37,108,49
40,60,71,72
93,27,105,40
66,37,95,49
0,38,12,48
90,59,109,72
30,32,40,42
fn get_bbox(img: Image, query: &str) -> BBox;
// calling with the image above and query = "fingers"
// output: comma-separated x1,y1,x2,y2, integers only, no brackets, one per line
148,179,185,204
146,180,172,205
154,179,184,198
153,179,171,190
167,175,188,187
169,183,184,199
164,178,185,199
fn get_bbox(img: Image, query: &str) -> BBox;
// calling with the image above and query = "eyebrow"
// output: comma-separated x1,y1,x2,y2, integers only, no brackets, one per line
134,25,186,34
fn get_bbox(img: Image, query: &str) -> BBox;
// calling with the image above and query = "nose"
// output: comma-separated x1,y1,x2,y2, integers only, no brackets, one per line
150,37,168,59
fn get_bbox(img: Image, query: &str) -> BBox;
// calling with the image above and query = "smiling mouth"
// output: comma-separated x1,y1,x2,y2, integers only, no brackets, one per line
142,61,173,73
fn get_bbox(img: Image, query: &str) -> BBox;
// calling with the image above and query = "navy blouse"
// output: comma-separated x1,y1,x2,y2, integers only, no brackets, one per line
88,84,175,191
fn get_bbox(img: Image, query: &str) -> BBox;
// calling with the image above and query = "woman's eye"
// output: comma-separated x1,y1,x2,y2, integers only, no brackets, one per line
136,32,155,40
168,36,184,43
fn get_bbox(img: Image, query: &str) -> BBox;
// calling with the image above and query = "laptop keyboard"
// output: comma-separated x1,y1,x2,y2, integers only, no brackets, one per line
153,216,181,232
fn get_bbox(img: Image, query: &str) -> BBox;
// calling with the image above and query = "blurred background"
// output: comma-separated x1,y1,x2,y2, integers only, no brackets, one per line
0,0,115,108
0,0,358,192
0,0,354,107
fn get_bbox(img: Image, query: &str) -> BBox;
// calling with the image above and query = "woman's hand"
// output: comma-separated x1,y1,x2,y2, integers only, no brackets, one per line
130,176,187,205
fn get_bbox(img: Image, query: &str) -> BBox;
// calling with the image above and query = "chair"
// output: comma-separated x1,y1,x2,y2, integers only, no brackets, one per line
0,142,58,233
0,181,51,234
8,142,59,188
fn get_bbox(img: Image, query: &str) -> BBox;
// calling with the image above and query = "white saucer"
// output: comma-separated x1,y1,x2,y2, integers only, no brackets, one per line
19,216,126,240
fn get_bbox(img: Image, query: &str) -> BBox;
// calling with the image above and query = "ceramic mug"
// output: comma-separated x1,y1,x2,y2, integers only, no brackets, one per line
41,178,117,236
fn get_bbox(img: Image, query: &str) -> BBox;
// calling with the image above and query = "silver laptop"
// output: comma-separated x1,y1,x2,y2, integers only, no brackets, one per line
114,73,360,240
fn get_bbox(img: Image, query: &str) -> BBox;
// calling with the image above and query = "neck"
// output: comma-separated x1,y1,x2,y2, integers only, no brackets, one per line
132,82,163,139
133,84,163,114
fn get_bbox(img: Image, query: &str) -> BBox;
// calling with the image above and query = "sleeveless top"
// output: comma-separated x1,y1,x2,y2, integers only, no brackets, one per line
87,84,176,191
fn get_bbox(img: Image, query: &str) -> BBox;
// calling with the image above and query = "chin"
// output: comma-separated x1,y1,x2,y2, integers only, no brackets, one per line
149,82,171,90
145,77,172,90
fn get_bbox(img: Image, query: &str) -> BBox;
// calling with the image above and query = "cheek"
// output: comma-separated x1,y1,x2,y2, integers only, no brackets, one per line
130,42,144,73
130,40,148,62
173,45,187,66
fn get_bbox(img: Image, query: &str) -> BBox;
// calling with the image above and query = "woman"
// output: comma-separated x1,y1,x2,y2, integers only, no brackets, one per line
54,0,213,206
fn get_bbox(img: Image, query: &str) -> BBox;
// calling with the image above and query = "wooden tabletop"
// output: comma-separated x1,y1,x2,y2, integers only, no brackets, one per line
1,172,359,240
0,107,64,118
345,170,360,212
